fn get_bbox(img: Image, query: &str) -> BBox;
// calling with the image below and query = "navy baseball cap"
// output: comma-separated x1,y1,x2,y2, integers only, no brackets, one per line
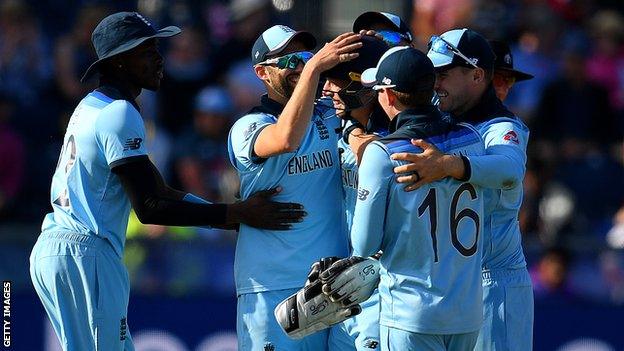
81,11,181,82
251,25,316,65
361,46,434,93
427,28,494,71
323,36,389,82
489,40,534,81
353,11,413,43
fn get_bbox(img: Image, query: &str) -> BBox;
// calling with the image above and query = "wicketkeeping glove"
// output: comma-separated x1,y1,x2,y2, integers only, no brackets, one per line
274,257,361,339
319,252,382,306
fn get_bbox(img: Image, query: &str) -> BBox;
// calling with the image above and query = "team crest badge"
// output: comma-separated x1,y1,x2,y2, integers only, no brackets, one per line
502,130,519,144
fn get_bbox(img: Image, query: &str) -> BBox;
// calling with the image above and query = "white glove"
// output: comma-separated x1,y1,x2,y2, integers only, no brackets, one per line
274,257,361,339
319,253,381,306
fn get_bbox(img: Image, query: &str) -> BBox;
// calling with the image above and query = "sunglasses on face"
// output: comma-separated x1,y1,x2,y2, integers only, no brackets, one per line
377,30,411,47
259,51,314,70
428,35,479,69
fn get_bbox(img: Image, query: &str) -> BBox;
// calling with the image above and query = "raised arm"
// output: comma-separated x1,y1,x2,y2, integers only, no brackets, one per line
254,33,362,157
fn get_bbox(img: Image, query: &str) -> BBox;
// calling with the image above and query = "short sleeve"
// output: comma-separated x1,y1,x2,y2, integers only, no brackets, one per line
227,113,275,170
94,100,148,168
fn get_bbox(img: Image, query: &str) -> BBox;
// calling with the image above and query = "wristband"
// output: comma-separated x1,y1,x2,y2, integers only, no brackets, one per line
183,193,212,204
458,155,471,182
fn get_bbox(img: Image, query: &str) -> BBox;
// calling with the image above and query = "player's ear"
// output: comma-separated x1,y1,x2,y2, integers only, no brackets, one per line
473,67,485,84
254,65,270,82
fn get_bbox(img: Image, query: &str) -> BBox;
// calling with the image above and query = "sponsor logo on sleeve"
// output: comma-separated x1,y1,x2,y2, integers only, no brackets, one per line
123,138,143,151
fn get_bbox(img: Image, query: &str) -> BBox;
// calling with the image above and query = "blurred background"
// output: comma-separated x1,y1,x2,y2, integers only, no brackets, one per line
0,0,624,350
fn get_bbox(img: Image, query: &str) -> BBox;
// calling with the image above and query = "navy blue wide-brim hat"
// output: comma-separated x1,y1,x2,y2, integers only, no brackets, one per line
81,11,181,82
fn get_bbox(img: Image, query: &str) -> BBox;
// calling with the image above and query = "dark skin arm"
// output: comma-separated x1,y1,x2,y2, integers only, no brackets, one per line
112,156,306,230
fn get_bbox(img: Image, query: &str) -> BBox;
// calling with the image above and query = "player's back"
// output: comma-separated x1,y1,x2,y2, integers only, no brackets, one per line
377,122,485,334
41,90,147,257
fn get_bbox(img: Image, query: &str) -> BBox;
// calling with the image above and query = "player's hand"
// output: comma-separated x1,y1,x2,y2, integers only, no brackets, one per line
358,29,384,42
390,139,456,191
227,187,306,230
307,32,362,72
274,273,361,339
320,254,381,306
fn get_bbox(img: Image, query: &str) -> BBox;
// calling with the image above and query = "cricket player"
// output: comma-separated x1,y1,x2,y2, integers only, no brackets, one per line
29,12,304,351
321,35,389,350
228,26,362,350
391,29,534,350
488,40,534,101
353,11,414,47
349,46,486,350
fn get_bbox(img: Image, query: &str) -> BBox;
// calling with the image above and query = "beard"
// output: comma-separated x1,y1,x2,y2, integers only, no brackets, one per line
269,69,299,98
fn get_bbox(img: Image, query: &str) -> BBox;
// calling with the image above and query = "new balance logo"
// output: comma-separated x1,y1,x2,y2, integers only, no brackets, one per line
357,188,370,201
363,339,379,349
123,137,143,151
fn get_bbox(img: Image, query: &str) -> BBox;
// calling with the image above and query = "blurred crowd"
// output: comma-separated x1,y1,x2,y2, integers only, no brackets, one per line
1,0,624,305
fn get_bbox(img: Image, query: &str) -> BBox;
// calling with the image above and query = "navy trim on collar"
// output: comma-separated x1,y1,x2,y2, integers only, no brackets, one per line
382,105,451,143
389,105,438,133
455,85,515,124
248,94,285,117
96,85,141,112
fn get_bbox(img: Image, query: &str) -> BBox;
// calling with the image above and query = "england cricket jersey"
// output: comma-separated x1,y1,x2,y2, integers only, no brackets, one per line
41,87,148,257
351,107,486,334
339,108,389,237
458,88,530,270
228,95,348,295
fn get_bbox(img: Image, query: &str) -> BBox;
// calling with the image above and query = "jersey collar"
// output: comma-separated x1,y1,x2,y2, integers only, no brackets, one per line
389,105,439,133
454,85,514,124
96,84,141,112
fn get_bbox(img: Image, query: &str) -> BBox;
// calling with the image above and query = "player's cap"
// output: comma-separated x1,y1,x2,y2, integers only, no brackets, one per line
195,87,234,115
251,25,316,65
81,11,181,82
353,11,413,43
489,40,534,82
323,36,389,83
427,28,494,71
361,46,434,93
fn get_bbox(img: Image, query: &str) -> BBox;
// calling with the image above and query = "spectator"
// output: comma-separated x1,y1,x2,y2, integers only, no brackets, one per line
531,247,578,303
0,93,24,220
0,0,53,110
53,4,108,108
173,86,234,201
159,25,212,133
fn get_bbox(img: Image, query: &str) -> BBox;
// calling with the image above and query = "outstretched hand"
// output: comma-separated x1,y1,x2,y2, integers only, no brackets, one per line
390,139,451,191
229,187,306,230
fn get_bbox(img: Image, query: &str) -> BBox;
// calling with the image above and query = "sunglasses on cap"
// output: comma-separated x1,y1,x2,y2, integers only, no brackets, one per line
377,30,411,47
428,35,478,69
258,51,314,70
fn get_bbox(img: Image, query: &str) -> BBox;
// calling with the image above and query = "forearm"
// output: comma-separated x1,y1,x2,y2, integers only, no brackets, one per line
137,196,228,226
267,66,321,152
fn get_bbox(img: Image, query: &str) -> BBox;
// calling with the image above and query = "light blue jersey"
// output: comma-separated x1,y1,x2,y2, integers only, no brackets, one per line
228,95,348,295
351,110,485,335
41,90,147,257
339,116,389,236
467,117,529,270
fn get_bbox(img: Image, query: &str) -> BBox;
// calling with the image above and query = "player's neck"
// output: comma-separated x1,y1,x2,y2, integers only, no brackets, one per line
99,76,141,100
350,105,373,127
